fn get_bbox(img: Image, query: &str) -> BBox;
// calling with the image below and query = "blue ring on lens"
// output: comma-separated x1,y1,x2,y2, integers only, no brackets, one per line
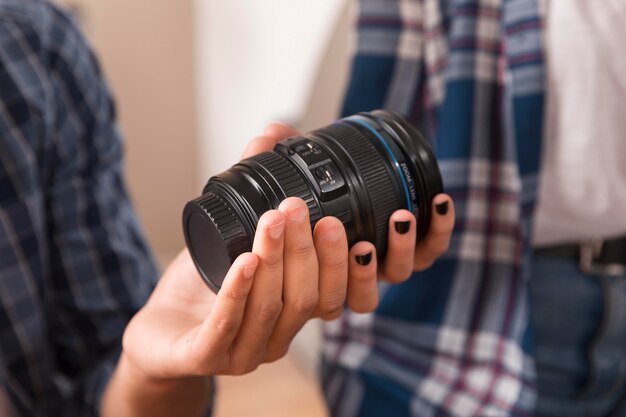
341,116,412,211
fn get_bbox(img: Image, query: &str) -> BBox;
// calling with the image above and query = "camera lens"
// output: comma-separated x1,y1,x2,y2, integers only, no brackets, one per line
183,110,443,292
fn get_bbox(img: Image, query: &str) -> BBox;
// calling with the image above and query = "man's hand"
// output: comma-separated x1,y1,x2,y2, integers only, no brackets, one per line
101,122,454,417
104,209,349,416
103,154,351,416
120,205,349,380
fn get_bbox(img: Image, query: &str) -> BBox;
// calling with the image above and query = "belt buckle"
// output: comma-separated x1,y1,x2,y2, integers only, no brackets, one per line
580,239,626,276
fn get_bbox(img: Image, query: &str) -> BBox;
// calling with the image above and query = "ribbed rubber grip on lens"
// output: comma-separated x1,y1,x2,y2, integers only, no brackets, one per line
191,191,250,262
254,152,323,224
323,123,400,253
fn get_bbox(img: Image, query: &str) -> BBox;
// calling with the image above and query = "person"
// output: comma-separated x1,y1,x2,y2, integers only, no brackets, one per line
0,0,455,416
295,0,624,416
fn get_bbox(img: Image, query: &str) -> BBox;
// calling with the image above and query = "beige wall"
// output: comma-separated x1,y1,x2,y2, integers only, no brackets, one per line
56,0,199,262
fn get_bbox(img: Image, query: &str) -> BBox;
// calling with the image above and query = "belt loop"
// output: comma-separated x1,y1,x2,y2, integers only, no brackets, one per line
580,239,626,277
580,239,603,273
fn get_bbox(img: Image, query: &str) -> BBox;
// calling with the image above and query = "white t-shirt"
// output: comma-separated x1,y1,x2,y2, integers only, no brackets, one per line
533,0,626,246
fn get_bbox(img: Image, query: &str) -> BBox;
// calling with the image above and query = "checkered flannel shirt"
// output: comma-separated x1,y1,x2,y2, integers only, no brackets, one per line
322,0,544,416
0,1,159,415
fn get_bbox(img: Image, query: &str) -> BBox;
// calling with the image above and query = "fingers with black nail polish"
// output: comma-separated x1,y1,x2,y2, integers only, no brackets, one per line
348,242,378,312
355,252,372,266
382,210,417,283
394,221,411,234
436,200,449,216
412,195,455,271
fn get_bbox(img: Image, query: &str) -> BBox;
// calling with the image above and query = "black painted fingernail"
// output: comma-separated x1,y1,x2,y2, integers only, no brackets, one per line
394,221,411,234
436,201,449,216
355,252,372,266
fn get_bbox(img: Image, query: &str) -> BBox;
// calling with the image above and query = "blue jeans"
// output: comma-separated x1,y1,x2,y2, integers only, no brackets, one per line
530,254,626,416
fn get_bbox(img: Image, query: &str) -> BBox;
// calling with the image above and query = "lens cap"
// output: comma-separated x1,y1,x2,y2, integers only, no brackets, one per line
183,192,251,292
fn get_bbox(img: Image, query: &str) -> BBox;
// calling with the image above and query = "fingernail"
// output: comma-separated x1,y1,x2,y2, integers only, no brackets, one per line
436,201,449,216
286,204,307,223
394,221,411,234
242,264,256,279
355,252,372,266
269,221,285,239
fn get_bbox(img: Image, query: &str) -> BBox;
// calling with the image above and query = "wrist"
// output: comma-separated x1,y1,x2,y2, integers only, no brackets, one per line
102,352,212,417
117,352,185,390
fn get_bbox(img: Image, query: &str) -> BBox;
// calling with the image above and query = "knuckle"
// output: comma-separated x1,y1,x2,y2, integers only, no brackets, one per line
320,293,345,316
293,292,319,314
196,357,220,376
265,345,290,363
262,253,283,271
214,318,240,336
324,255,348,274
222,288,247,304
201,363,221,376
258,299,283,323
352,298,379,314
229,352,263,375
320,307,344,321
289,239,315,259
231,360,259,376
414,259,435,272
190,351,218,376
243,362,260,375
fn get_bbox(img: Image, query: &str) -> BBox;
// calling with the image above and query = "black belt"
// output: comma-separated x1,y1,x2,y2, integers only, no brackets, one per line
534,236,626,276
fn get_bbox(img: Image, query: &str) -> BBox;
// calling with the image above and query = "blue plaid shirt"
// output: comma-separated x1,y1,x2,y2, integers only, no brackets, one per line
323,0,544,416
0,1,158,415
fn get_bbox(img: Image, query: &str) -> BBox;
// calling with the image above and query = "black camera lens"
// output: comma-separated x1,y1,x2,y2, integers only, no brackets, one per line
183,110,443,292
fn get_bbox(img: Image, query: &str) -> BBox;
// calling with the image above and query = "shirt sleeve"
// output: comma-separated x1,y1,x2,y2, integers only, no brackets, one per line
35,6,160,417
0,3,210,416
0,3,219,415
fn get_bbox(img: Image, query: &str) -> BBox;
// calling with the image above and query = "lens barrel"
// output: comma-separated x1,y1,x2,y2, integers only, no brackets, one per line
183,110,443,292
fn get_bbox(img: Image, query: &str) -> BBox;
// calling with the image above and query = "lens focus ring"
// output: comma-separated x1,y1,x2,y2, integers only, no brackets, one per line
253,152,323,225
322,123,401,254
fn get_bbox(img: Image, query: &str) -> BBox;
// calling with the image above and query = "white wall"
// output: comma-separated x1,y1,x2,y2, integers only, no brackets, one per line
195,0,351,177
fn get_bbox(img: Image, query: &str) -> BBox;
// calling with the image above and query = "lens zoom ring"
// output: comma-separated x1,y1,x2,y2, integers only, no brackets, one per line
254,152,323,224
194,191,250,261
324,124,399,249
